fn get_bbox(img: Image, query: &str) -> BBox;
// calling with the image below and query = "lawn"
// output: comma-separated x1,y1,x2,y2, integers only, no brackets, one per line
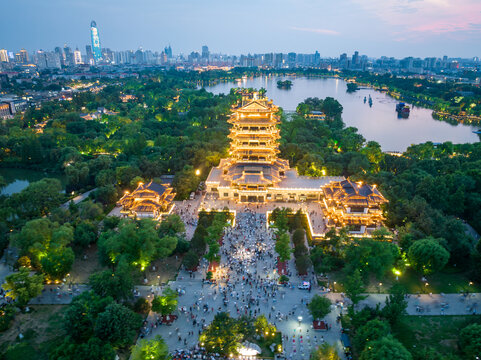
0,305,66,360
327,267,480,294
392,315,481,359
69,243,108,283
143,255,183,285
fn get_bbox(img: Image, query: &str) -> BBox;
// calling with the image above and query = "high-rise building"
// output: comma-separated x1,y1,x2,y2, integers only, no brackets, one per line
64,45,73,66
35,50,48,69
55,47,65,66
352,51,359,66
90,20,102,63
45,52,61,69
0,49,9,62
74,48,83,65
201,45,209,59
85,45,94,65
17,48,29,64
164,45,172,59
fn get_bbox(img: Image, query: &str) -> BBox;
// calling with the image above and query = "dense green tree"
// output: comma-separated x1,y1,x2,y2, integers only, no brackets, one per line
151,287,178,315
345,269,367,306
133,297,151,314
253,315,276,337
51,336,116,360
2,267,44,306
173,165,200,199
344,239,400,279
381,285,408,326
407,237,450,274
9,178,64,218
74,220,98,247
40,245,75,280
308,295,332,319
94,303,142,347
89,261,133,301
354,319,390,352
131,335,169,360
295,254,311,275
183,250,200,270
158,214,185,236
78,200,103,220
359,335,412,360
94,185,118,205
275,232,292,262
459,323,481,359
98,218,177,270
199,312,243,356
310,343,341,360
63,291,114,342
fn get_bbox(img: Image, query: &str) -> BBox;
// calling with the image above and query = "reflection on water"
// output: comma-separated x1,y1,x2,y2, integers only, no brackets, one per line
0,168,66,196
204,76,480,151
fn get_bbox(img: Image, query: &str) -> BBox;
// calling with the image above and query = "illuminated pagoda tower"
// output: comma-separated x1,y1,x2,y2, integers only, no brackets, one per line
207,92,290,203
90,21,102,63
206,91,388,235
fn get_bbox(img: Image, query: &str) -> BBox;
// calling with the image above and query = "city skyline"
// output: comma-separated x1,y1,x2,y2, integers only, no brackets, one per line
1,0,481,58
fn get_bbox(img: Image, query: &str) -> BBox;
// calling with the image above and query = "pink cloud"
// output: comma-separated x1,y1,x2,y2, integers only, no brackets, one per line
352,0,481,39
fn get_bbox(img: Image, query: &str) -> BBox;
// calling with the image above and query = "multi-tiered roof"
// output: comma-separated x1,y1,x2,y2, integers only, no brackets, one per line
219,93,289,190
227,93,281,163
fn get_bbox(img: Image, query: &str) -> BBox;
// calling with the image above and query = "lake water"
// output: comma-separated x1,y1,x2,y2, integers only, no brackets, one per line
0,168,66,196
203,76,480,151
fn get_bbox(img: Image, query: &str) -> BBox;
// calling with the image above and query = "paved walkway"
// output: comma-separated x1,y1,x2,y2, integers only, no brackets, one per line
140,212,344,359
200,194,328,235
61,188,97,209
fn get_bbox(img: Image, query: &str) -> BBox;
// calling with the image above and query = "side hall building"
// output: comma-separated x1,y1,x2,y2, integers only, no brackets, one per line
117,179,175,220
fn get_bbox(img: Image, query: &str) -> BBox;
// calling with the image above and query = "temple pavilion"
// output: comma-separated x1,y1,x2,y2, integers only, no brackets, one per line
205,92,388,234
117,179,175,220
322,179,387,234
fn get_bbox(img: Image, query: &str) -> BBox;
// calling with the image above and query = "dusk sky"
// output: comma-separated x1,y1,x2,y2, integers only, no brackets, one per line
2,0,481,58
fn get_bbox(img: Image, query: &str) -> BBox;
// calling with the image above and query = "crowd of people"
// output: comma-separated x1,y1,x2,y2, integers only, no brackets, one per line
140,208,336,359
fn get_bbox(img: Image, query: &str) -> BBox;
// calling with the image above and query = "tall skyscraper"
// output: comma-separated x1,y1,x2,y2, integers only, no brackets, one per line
55,47,65,66
0,49,8,62
164,45,172,59
19,49,29,63
90,20,102,63
64,45,73,66
85,45,94,65
352,51,359,66
74,48,83,65
201,45,209,59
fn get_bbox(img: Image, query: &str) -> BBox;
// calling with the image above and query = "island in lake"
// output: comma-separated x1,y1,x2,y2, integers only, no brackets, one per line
277,80,293,89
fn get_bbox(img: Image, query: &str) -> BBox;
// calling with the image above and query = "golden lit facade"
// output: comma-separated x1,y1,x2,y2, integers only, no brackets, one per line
117,180,175,220
322,180,387,234
205,93,387,234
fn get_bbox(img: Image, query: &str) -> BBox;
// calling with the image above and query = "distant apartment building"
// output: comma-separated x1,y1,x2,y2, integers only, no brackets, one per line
0,49,9,62
0,103,11,118
74,49,83,65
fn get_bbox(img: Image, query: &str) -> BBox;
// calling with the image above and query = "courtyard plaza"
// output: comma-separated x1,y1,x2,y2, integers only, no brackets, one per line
141,210,345,359
199,192,328,236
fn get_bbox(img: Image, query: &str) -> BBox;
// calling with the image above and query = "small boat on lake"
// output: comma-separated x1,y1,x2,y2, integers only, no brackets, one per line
396,102,410,117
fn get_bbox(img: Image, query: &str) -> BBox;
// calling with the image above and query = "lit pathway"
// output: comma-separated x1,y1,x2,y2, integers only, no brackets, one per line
141,212,345,359
60,188,97,209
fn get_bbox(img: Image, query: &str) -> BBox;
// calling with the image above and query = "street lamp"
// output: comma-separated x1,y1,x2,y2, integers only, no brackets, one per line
298,316,303,326
195,169,201,176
